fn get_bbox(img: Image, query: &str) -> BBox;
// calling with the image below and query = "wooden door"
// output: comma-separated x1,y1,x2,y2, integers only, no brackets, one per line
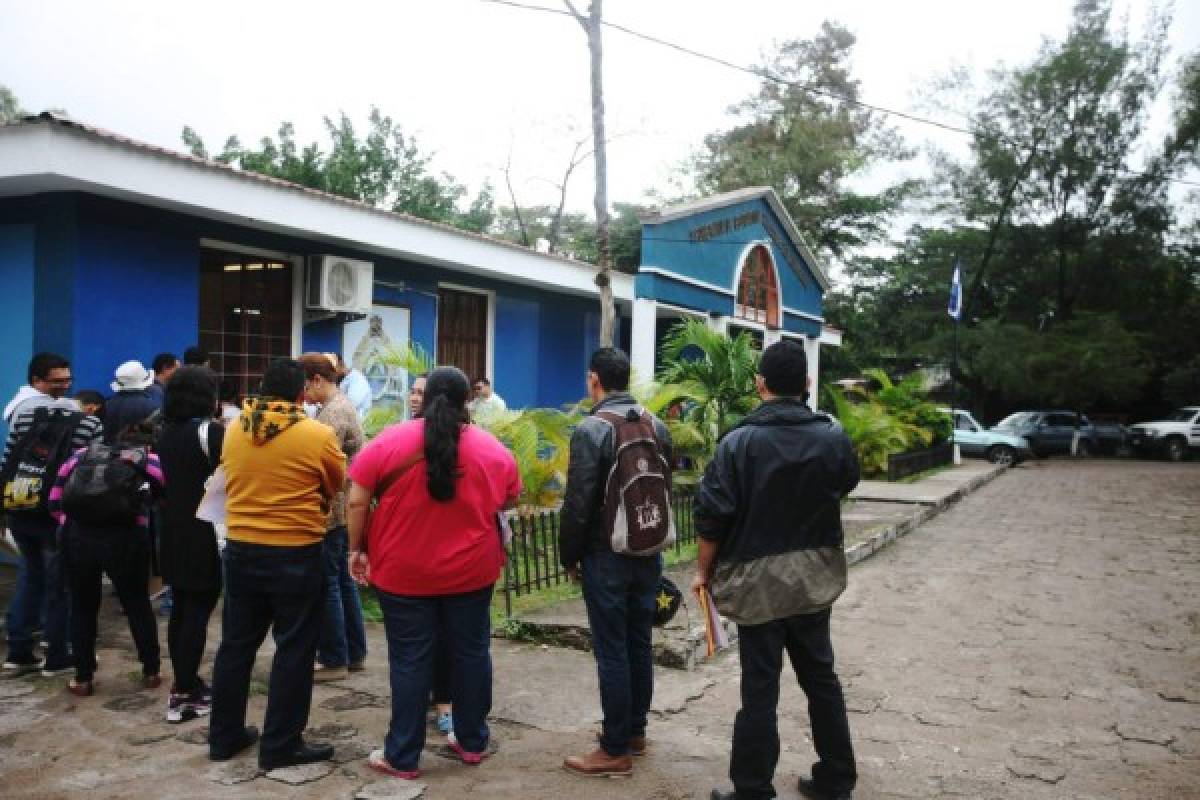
437,288,488,381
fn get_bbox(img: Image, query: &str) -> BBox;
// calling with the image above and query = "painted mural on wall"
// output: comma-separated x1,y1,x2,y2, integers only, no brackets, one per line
343,305,411,415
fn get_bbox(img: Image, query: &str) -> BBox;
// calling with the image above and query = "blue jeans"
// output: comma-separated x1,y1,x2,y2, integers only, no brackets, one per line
317,527,367,668
209,542,325,763
5,514,70,666
581,550,661,756
377,585,493,771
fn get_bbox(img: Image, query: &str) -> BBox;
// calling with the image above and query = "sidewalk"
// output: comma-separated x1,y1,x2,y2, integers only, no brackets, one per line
515,460,1008,666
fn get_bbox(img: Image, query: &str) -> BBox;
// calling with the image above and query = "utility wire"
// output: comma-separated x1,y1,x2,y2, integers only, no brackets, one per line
480,0,1200,189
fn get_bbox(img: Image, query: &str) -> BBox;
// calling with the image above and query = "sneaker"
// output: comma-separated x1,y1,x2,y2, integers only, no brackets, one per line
436,711,454,735
188,681,213,717
41,662,74,678
2,655,43,677
166,691,198,724
313,664,348,683
367,748,421,780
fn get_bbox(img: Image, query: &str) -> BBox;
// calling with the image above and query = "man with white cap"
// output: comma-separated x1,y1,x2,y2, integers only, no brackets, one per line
103,361,160,445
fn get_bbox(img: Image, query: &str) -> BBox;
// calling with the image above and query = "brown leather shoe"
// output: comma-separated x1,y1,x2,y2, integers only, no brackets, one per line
595,731,646,756
563,747,633,777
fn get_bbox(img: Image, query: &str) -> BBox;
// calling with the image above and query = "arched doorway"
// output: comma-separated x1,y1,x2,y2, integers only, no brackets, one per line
734,244,780,329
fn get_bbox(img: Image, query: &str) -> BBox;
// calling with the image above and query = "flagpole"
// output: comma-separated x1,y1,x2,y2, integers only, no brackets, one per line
950,258,962,465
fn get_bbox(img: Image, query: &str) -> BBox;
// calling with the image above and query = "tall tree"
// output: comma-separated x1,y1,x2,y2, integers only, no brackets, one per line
564,0,616,346
694,22,915,259
0,85,23,124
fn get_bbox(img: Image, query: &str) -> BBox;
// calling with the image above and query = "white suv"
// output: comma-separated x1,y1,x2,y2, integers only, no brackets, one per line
1128,407,1200,462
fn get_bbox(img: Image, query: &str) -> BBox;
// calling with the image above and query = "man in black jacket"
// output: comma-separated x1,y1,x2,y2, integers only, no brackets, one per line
695,339,860,800
559,347,672,778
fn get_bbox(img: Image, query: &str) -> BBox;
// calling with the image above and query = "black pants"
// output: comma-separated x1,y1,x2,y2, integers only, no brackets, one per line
731,609,856,800
209,541,324,763
432,635,452,705
64,526,161,682
167,586,221,693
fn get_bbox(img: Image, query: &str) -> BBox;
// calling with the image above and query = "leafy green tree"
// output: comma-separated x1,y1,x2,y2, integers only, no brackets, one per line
1,85,24,124
181,109,490,232
693,22,914,258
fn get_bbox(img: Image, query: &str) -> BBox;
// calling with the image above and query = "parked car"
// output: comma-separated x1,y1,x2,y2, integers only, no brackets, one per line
1128,407,1200,462
991,411,1100,458
941,408,1033,466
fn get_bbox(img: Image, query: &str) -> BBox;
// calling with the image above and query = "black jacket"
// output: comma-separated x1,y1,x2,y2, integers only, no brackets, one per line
558,392,673,568
695,399,859,564
155,419,224,591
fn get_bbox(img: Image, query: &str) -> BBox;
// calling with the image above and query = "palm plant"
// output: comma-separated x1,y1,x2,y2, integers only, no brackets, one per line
828,387,921,478
657,319,761,457
361,342,436,437
477,407,580,511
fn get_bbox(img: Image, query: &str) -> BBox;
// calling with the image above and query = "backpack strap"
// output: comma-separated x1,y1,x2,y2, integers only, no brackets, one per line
197,420,219,470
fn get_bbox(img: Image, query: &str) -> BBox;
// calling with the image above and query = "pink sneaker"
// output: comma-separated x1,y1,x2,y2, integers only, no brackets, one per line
367,749,421,780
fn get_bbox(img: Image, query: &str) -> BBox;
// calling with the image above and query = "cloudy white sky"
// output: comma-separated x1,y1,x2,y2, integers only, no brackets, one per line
2,0,1197,214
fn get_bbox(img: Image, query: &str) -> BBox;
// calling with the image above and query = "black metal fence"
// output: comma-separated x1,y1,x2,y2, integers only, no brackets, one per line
498,492,698,616
887,442,954,482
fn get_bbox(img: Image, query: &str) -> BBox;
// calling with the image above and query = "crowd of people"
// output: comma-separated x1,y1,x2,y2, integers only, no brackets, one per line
1,340,861,800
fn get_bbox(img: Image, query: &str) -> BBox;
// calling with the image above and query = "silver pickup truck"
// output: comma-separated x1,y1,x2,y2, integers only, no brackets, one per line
1128,407,1200,462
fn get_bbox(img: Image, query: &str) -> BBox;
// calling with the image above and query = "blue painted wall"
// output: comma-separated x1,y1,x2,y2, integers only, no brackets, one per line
0,192,608,412
72,218,200,393
639,196,824,320
0,224,36,435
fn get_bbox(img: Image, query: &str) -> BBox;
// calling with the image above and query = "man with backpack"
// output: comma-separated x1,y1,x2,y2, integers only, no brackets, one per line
559,347,674,778
695,340,860,800
1,395,102,676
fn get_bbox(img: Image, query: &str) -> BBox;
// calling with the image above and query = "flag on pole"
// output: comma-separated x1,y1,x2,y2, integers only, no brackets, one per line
948,262,962,320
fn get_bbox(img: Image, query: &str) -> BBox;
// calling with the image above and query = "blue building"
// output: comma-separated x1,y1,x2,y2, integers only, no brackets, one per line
0,114,838,427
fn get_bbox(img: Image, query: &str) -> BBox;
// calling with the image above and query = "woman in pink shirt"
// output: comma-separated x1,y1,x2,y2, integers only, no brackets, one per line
346,366,519,779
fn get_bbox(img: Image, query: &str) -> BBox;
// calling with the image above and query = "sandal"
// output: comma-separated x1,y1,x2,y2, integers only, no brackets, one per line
67,679,94,697
367,749,420,780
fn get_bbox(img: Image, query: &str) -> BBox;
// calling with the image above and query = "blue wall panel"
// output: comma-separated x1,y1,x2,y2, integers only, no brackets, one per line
0,224,36,433
495,294,540,409
639,197,824,320
72,219,199,394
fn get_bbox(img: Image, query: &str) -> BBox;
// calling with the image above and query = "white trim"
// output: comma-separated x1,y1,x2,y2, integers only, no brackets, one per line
200,238,291,261
631,298,657,384
437,282,496,384
819,326,843,347
0,122,634,303
655,301,708,319
637,266,734,297
727,319,766,334
783,306,824,324
290,255,304,357
731,239,783,328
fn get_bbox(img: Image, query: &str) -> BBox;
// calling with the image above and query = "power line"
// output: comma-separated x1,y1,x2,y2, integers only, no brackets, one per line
480,0,1200,189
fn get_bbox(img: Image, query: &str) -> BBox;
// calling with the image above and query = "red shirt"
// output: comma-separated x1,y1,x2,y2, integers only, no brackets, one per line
349,420,520,596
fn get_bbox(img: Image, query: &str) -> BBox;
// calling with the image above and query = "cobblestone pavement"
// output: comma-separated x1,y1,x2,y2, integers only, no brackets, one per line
1,460,1197,798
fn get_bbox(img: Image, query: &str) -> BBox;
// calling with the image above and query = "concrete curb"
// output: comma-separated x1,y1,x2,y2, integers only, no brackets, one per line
844,463,1007,567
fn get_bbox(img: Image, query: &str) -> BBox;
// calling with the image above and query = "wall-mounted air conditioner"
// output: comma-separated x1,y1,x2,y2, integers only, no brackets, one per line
306,255,373,314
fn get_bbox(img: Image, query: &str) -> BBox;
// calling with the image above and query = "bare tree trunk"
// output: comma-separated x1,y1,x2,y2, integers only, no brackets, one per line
566,0,615,346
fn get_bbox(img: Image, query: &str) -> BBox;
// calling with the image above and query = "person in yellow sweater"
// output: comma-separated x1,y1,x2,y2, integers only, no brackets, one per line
208,359,346,771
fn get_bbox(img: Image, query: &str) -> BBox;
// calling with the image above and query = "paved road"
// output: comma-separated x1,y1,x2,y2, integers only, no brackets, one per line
1,460,1197,799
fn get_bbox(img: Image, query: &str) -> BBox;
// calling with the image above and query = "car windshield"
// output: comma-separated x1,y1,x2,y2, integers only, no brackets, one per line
994,412,1035,429
1165,409,1199,422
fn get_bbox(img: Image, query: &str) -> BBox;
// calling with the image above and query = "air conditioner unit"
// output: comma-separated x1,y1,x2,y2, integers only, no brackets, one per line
306,255,373,314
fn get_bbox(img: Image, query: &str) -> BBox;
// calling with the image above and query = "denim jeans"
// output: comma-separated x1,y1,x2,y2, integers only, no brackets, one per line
5,514,71,666
730,609,856,800
209,541,324,763
317,527,367,668
376,585,493,771
581,550,661,757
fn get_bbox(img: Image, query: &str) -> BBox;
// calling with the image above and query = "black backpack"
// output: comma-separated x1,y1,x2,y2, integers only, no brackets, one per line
597,407,676,556
61,442,153,526
1,407,84,516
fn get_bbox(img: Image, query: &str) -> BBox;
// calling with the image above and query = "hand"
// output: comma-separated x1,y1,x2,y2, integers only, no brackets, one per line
566,566,581,583
348,551,370,586
691,572,708,596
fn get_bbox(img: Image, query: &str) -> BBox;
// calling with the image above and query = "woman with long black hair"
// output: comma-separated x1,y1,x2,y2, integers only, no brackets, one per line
345,367,519,780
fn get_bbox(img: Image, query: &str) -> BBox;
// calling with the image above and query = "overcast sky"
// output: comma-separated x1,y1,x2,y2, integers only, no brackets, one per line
2,0,1197,215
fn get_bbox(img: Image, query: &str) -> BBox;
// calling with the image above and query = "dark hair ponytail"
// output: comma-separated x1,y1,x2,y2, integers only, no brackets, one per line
422,367,470,502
